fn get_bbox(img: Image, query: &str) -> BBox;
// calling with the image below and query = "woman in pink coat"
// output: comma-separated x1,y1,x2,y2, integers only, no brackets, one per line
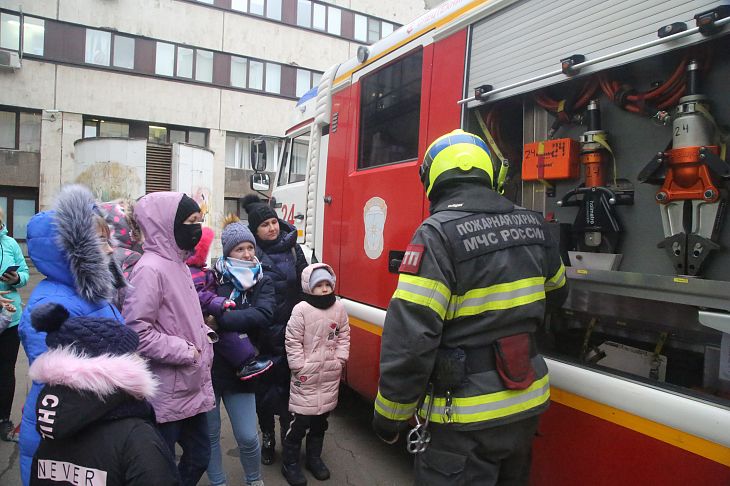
122,192,215,486
283,263,350,486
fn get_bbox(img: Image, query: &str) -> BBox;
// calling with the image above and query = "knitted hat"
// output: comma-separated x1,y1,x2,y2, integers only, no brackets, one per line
309,267,335,292
174,194,201,229
31,303,138,357
241,194,277,232
222,215,256,257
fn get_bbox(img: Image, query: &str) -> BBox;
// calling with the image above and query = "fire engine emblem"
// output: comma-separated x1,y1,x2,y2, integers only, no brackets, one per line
363,197,387,259
399,244,424,274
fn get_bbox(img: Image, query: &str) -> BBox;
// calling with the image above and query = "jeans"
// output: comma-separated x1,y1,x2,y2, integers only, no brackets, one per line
207,392,261,485
0,326,19,420
157,412,211,486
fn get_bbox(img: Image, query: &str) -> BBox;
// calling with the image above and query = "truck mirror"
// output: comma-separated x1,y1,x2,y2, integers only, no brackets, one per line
251,139,267,172
250,173,270,192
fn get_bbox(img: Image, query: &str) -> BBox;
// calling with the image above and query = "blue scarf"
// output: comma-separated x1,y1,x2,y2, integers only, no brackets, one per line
216,256,262,301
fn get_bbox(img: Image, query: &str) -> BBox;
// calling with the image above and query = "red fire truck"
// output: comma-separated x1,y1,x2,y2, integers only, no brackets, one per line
264,0,730,483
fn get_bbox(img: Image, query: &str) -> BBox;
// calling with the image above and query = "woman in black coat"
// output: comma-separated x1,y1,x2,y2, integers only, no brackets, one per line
241,195,307,465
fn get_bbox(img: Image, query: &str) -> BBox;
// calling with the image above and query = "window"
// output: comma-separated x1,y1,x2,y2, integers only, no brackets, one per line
0,13,19,51
367,18,380,43
232,0,247,12
354,14,367,42
19,113,41,151
250,0,265,16
177,47,193,78
224,198,240,218
278,134,309,185
85,29,111,66
296,69,311,97
23,17,44,55
12,198,35,240
327,7,341,35
148,126,168,143
196,50,213,82
297,0,312,28
170,129,186,144
267,0,282,21
249,60,263,90
265,63,281,94
0,111,16,149
231,56,248,88
312,72,322,88
113,35,135,69
312,3,326,31
381,22,394,38
188,130,206,147
155,42,175,76
226,133,280,171
83,119,130,138
359,49,423,168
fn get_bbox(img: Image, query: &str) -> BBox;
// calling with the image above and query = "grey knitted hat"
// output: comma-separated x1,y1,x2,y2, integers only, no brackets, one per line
222,221,256,257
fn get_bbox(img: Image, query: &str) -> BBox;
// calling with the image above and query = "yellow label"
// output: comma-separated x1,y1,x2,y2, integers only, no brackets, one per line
673,277,689,284
577,269,589,275
537,141,545,155
557,100,566,113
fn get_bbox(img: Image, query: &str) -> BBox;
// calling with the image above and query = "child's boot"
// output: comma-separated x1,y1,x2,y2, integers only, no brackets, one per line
261,431,275,465
281,439,307,486
237,357,273,380
305,435,330,480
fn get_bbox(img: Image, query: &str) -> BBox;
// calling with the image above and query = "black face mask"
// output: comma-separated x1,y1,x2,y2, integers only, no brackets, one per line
175,223,202,251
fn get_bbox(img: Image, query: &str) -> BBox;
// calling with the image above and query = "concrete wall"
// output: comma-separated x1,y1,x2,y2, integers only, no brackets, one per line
74,138,147,201
0,151,40,187
0,61,55,110
339,0,430,24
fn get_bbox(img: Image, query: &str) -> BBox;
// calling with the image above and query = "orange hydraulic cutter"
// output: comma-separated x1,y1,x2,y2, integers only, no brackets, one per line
639,60,730,275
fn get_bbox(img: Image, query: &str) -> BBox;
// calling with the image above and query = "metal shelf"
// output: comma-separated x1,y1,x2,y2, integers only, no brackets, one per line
566,268,730,312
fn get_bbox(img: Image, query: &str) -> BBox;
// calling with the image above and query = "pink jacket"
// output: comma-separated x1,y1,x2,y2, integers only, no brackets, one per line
122,192,215,423
285,263,350,415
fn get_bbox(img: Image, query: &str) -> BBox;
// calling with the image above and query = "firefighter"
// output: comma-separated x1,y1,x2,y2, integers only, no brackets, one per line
372,129,569,485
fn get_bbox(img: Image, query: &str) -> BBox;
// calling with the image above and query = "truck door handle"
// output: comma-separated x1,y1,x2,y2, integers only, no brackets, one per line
294,214,304,221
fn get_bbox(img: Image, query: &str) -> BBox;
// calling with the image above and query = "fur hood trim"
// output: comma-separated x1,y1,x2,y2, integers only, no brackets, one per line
29,346,158,400
186,226,214,268
55,184,115,302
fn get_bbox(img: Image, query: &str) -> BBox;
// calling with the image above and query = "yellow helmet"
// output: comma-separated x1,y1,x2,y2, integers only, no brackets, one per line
419,129,495,199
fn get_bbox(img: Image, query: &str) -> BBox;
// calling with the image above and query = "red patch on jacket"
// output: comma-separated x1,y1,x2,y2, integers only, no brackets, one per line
399,244,425,274
300,375,308,383
330,323,337,329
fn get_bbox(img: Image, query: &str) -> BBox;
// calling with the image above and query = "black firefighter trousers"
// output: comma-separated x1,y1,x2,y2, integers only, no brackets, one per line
414,414,540,486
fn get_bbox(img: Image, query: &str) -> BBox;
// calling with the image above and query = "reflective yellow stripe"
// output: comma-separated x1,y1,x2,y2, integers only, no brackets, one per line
374,390,418,421
446,277,546,319
545,263,566,292
419,375,551,424
392,274,451,320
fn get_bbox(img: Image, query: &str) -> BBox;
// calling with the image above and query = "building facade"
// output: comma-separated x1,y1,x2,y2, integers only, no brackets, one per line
0,0,429,249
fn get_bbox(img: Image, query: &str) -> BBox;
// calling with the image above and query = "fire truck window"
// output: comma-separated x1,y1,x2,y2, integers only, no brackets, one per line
289,134,309,183
358,49,422,169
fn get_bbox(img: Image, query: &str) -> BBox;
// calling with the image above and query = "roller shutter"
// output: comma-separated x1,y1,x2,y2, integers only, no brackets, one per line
467,0,721,104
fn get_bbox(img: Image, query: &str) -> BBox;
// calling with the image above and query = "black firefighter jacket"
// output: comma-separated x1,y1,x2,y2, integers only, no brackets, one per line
375,183,569,431
29,347,179,486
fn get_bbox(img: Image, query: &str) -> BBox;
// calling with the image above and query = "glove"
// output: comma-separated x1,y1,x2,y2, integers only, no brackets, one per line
372,412,408,445
223,300,236,310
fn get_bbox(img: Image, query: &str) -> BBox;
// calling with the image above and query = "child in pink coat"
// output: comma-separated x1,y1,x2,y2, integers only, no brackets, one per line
283,263,349,486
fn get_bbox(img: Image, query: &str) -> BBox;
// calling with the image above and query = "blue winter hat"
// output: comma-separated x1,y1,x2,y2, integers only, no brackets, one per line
31,303,138,357
222,221,256,257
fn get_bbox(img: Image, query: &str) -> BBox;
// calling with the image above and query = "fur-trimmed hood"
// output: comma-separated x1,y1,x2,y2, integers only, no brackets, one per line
29,346,158,400
186,226,214,268
26,184,116,303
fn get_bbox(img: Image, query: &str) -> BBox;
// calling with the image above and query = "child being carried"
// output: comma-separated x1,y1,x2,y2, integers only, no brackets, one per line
187,226,272,380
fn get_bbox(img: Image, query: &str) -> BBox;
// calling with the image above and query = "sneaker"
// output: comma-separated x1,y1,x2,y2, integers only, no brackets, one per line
247,480,265,486
237,358,273,381
0,420,16,442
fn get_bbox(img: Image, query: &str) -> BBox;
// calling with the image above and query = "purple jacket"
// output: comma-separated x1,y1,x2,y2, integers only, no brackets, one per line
189,265,226,318
122,192,215,423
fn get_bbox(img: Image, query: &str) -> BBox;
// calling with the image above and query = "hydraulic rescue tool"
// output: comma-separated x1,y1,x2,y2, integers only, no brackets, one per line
639,60,730,276
557,100,634,253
